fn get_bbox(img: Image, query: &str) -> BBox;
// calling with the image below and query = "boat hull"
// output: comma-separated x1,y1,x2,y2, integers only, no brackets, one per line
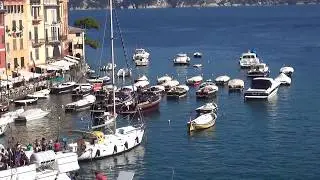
14,98,38,106
188,117,216,132
50,86,75,94
244,88,278,100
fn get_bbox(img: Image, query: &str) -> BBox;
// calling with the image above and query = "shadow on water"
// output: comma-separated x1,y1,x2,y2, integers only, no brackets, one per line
187,126,217,140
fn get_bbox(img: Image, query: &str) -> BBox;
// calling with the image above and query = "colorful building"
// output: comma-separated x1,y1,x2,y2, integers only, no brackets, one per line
60,0,69,57
0,1,6,69
67,26,85,59
4,0,30,75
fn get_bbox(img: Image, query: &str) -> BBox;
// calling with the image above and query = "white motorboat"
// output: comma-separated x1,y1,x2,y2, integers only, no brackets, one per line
135,56,149,66
117,68,132,78
186,75,203,86
101,62,117,71
187,113,217,132
244,77,281,100
215,75,231,85
68,0,145,161
2,108,25,122
280,66,294,77
135,75,148,82
50,81,77,94
275,73,291,85
247,63,270,77
157,75,172,85
228,79,245,91
0,149,79,179
14,97,38,106
132,49,150,61
0,116,10,136
120,85,137,93
65,95,96,112
134,80,150,89
173,53,190,65
167,85,189,98
15,108,50,122
72,83,93,99
196,82,219,98
193,64,203,68
87,75,111,84
195,102,218,114
147,85,165,95
239,50,260,68
162,79,180,91
27,89,50,99
193,52,202,58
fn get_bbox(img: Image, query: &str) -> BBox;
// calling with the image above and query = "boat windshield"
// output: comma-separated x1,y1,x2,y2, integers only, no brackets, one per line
251,79,272,89
135,49,145,53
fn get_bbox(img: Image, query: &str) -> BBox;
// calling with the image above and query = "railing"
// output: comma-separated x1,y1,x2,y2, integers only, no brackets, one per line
30,0,41,5
32,39,45,47
44,0,59,6
45,37,60,44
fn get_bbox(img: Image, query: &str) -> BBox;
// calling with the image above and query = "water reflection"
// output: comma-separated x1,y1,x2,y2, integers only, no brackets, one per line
188,126,217,139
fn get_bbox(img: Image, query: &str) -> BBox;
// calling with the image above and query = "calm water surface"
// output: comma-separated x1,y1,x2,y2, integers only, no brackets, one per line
2,5,320,179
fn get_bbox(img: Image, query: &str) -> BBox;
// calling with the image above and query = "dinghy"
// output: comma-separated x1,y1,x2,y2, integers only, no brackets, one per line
228,79,245,91
65,95,96,112
27,89,50,99
275,73,291,85
167,85,189,98
50,81,77,94
187,113,217,132
14,97,38,106
196,82,218,98
193,64,203,68
215,75,231,85
147,85,165,96
71,83,93,99
157,75,172,85
173,53,190,65
186,75,203,86
280,66,294,77
162,80,180,91
193,52,202,58
117,68,132,78
15,108,50,122
196,103,218,114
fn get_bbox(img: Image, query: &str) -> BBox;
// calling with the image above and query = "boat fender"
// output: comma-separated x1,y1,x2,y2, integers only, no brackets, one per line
135,137,139,144
124,142,128,149
95,149,100,157
113,145,117,154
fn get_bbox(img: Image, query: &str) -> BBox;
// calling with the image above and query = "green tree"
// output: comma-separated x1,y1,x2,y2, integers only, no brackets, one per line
74,17,100,49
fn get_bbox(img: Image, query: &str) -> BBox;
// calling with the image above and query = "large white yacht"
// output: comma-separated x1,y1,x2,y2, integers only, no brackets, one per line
239,50,260,68
173,53,190,65
244,77,280,100
133,49,150,66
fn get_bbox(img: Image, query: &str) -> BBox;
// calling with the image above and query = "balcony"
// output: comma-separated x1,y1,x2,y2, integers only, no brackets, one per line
45,37,60,45
32,39,45,47
32,16,43,25
44,0,59,6
30,0,41,6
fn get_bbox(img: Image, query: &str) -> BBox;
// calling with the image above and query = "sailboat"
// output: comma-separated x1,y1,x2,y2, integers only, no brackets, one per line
68,0,145,161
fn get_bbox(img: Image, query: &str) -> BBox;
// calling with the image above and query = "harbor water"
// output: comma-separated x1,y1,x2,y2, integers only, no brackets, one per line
2,5,320,179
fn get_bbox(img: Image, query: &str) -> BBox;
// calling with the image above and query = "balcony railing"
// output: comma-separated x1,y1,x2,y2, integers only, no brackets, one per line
30,0,41,5
45,37,60,45
44,0,59,6
32,39,45,47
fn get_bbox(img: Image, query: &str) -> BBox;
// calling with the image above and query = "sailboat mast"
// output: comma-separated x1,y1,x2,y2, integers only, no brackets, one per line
110,0,116,127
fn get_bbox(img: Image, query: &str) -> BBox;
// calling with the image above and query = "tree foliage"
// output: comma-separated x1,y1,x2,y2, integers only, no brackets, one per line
74,17,100,30
85,38,100,49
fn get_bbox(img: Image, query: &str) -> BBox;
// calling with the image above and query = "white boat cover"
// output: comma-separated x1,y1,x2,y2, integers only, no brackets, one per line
176,85,189,91
19,70,42,81
49,60,75,71
228,79,245,88
192,113,216,125
196,103,217,111
215,75,231,82
157,75,172,84
134,80,149,88
275,73,291,85
150,85,165,91
280,66,294,74
162,80,179,88
187,76,203,82
136,75,148,81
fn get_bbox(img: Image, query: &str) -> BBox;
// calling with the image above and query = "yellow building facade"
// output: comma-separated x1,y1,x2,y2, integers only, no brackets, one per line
4,0,30,74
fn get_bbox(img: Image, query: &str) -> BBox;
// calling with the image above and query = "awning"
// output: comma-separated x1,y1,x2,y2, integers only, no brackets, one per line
64,56,79,64
36,64,61,71
19,70,42,81
66,55,80,60
49,60,75,71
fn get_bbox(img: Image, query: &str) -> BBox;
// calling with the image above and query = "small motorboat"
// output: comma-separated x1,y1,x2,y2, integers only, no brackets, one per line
100,63,117,71
147,85,165,96
196,82,219,99
92,112,116,130
186,75,203,86
162,80,180,91
228,79,245,91
187,113,217,132
280,66,294,77
134,80,150,90
14,108,50,122
14,97,38,106
193,64,203,68
239,50,260,68
87,75,111,84
0,104,9,113
244,77,280,100
117,68,132,78
71,83,93,99
65,95,96,112
0,116,10,135
50,81,77,94
275,73,291,86
27,89,50,99
2,108,25,121
247,63,270,77
195,103,218,114
173,53,190,65
193,52,202,58
215,75,231,85
120,92,161,114
132,49,150,61
157,75,172,85
167,85,189,99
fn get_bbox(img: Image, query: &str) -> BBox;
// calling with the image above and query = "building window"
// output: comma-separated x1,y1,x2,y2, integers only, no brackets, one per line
21,5,23,13
17,5,20,13
14,58,18,68
10,6,13,13
13,5,16,13
20,57,24,68
30,52,33,61
1,35,4,44
76,33,80,37
6,43,9,52
29,31,32,40
20,39,23,49
19,20,23,31
12,20,16,31
35,48,39,60
13,39,17,50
